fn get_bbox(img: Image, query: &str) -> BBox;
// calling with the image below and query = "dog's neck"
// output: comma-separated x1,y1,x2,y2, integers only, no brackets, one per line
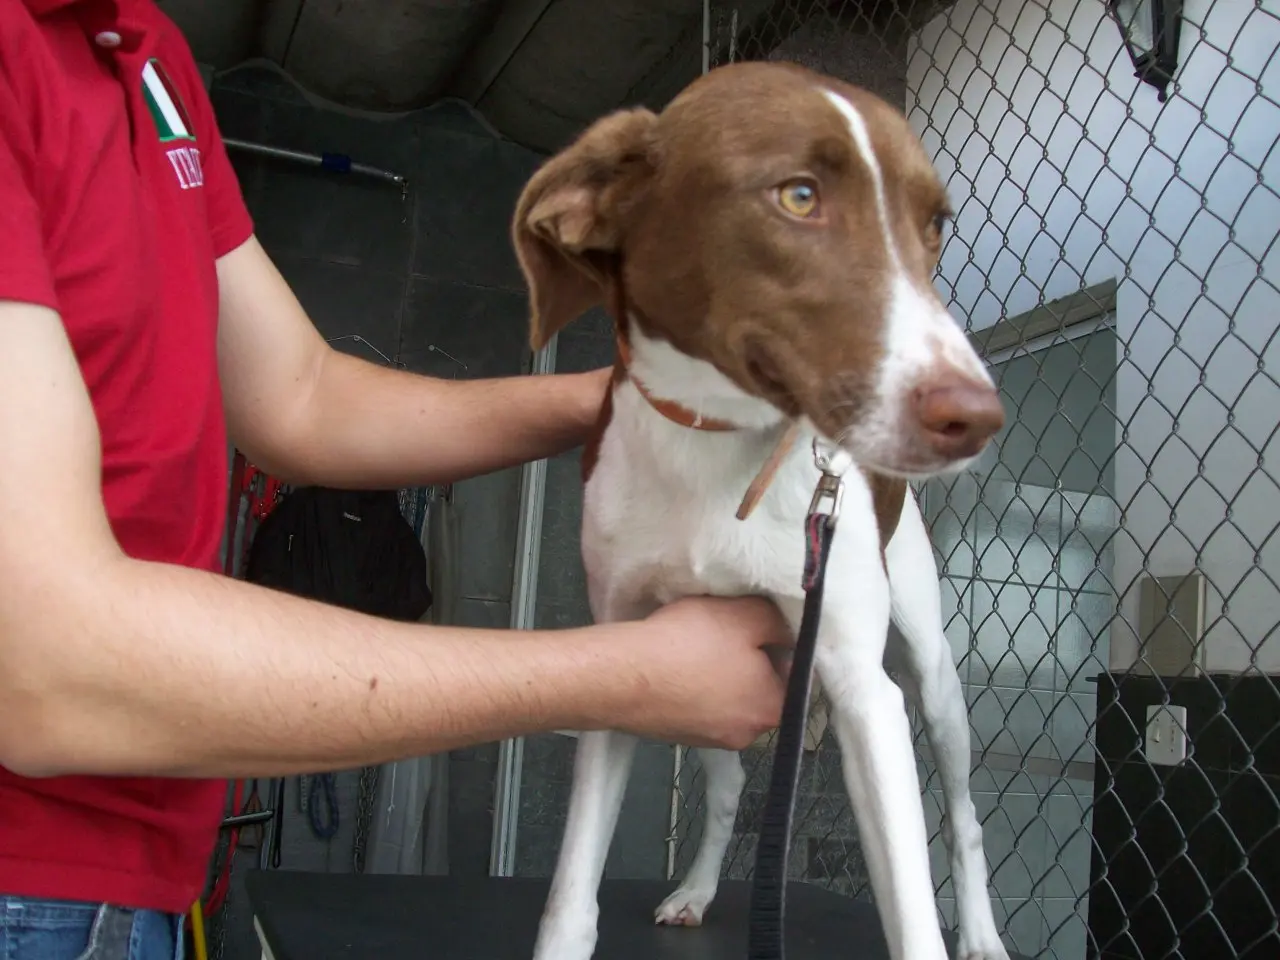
618,320,789,434
613,318,804,520
613,328,738,433
602,258,784,434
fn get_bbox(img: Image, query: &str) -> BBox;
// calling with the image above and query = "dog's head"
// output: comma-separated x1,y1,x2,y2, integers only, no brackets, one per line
513,61,1003,478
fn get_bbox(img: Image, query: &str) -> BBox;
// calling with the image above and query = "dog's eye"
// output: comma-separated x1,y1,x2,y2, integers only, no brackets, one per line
928,211,951,238
776,179,820,219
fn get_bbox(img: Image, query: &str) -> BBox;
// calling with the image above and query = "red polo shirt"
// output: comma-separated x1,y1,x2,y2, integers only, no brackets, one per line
0,0,253,913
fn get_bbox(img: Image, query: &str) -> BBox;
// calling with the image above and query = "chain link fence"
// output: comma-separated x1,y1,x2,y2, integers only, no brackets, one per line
670,1,1280,957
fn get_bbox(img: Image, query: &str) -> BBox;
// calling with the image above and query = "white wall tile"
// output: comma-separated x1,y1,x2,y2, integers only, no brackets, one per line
1041,896,1090,960
967,684,1059,761
1040,791,1095,901
975,791,1050,903
970,581,1060,690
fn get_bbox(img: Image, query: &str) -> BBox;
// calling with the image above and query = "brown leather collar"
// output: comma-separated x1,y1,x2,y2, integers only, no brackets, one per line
613,330,739,432
605,266,801,520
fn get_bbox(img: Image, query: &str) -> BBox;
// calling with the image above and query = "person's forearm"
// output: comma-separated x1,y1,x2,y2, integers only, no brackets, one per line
258,349,608,489
1,552,640,780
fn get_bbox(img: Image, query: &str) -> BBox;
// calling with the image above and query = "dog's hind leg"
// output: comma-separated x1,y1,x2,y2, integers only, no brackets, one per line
654,747,745,926
884,494,1010,960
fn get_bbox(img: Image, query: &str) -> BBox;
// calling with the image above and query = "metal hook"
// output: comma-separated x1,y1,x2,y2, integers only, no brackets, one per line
427,344,469,379
808,437,851,525
325,335,406,369
811,436,852,478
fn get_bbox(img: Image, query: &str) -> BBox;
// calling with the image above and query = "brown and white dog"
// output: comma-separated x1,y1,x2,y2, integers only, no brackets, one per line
512,62,1010,960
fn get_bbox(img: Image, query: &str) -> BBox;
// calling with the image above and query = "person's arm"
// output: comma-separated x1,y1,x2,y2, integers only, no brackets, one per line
214,235,610,490
0,300,790,780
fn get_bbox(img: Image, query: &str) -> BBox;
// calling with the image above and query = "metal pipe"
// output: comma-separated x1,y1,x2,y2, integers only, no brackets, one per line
490,332,560,877
222,137,407,189
667,744,685,880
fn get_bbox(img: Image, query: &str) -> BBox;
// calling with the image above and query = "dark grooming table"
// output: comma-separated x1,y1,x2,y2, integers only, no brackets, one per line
246,871,1026,959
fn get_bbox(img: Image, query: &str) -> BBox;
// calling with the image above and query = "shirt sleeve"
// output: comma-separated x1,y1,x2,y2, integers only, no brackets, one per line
196,89,257,259
0,74,57,311
156,19,256,259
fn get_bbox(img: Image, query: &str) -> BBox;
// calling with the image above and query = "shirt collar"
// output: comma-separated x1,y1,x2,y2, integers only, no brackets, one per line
23,0,149,55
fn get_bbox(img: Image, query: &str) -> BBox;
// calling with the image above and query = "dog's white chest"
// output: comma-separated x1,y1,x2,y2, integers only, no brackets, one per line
588,491,799,604
581,388,818,609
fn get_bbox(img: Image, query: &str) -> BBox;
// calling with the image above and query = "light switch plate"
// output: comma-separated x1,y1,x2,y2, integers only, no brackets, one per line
1145,704,1189,765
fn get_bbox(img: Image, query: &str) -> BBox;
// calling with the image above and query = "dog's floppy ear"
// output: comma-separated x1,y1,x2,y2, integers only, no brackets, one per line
513,108,659,351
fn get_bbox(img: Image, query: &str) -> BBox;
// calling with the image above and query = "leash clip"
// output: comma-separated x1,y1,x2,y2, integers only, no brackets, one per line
807,438,850,525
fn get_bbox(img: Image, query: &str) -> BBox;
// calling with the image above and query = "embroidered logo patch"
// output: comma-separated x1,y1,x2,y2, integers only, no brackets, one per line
142,58,205,190
142,59,195,143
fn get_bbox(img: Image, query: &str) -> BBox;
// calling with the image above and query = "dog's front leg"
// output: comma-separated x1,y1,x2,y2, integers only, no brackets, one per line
533,729,638,960
818,522,950,960
533,583,652,960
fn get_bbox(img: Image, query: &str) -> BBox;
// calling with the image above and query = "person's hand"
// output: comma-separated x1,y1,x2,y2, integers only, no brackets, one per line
613,595,794,750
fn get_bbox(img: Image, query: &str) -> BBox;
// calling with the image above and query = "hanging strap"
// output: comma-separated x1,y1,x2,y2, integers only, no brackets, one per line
747,441,847,960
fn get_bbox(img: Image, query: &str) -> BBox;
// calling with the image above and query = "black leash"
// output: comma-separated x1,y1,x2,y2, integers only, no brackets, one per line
747,439,849,960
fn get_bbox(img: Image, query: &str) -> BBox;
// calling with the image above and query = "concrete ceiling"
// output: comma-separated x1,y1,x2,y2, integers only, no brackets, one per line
159,0,952,154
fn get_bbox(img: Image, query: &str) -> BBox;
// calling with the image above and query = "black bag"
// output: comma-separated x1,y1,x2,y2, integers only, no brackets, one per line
244,486,432,622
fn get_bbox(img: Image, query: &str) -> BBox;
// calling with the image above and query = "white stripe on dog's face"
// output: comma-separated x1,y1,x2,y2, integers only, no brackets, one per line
821,89,992,390
818,88,998,475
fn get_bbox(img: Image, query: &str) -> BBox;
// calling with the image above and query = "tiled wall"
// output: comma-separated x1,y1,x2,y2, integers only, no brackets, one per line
920,768,1095,955
209,64,546,957
921,479,1112,959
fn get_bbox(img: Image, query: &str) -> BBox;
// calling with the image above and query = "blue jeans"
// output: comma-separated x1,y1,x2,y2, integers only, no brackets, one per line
0,898,184,960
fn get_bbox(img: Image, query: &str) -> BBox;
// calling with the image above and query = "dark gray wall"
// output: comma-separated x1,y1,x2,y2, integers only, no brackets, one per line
768,16,909,110
208,64,544,958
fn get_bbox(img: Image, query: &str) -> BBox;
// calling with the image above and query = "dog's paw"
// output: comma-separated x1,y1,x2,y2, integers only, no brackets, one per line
654,886,716,927
956,930,1012,960
533,910,598,960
